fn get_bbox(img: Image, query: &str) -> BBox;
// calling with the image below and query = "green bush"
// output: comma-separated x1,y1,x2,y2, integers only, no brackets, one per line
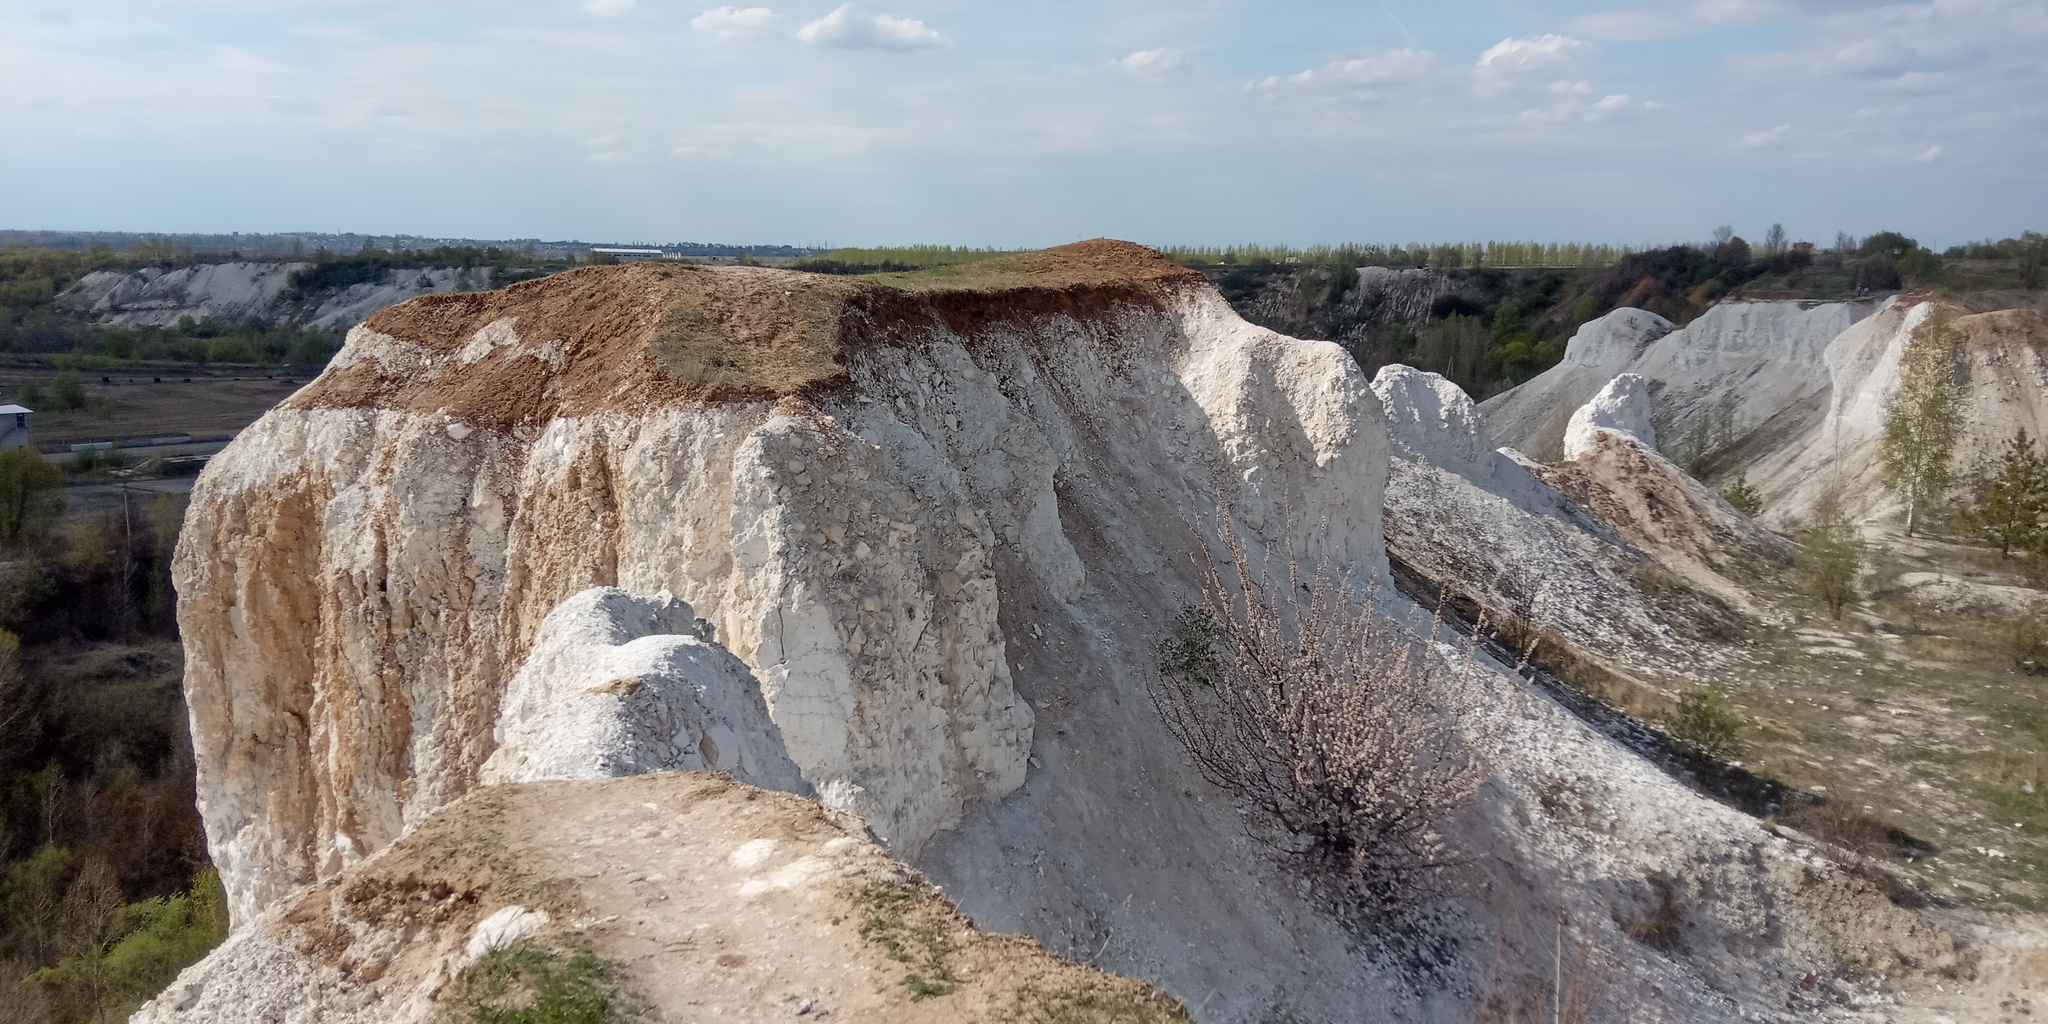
1154,607,1220,689
1669,687,1745,760
1719,467,1763,516
49,371,86,412
34,868,228,1023
204,336,255,364
1799,495,1863,618
0,448,65,545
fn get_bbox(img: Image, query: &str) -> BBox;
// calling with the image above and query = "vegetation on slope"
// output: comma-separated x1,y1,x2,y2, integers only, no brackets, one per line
0,474,217,1022
0,241,589,370
1208,229,2045,399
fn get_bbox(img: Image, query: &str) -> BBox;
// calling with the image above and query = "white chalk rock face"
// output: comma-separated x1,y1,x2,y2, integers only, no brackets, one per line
1371,364,1707,672
1372,363,1497,472
174,242,1388,926
1483,298,1878,467
1562,306,1675,368
1562,373,1657,459
478,587,810,795
58,262,515,331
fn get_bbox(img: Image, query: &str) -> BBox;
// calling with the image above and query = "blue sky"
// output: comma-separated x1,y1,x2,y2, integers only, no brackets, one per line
3,0,2043,248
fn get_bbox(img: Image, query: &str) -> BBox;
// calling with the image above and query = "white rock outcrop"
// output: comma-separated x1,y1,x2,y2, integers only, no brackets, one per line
1479,306,1673,457
477,587,810,795
1484,298,1880,468
1742,303,2048,529
59,262,515,331
1562,372,1657,458
175,245,1979,1022
174,243,1386,932
1373,365,1754,681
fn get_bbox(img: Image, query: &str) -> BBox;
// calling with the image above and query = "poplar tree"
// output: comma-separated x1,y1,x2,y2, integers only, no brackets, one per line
1881,308,1961,536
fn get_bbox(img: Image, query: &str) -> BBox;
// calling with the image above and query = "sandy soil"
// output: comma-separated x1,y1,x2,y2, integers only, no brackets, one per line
141,772,1189,1024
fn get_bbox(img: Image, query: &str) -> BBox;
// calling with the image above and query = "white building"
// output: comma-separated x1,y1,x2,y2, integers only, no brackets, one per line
0,405,30,449
588,247,674,262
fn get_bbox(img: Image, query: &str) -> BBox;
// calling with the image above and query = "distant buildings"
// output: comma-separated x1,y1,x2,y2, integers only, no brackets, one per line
588,247,675,262
0,405,29,449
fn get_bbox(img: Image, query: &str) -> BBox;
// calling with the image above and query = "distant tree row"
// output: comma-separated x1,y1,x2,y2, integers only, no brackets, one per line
812,246,1020,269
1162,241,1645,270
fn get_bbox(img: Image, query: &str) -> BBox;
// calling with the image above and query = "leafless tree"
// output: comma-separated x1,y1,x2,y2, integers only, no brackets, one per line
1152,513,1495,927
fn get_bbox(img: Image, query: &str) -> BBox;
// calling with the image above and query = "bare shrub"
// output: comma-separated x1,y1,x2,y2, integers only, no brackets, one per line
2005,606,2048,672
1776,797,1896,860
1618,872,1685,949
1151,516,1493,928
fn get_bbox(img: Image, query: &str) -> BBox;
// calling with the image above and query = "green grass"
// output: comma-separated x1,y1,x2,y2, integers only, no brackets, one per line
852,879,958,1001
449,943,614,1024
822,246,1020,268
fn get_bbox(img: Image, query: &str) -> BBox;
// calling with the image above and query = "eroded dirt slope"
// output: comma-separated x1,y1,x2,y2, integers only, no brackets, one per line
135,772,1188,1024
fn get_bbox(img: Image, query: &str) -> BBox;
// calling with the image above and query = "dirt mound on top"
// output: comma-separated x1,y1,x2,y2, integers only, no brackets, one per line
287,239,1201,430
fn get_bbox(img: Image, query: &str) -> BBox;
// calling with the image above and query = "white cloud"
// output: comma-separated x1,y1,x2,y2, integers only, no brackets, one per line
1691,0,1779,24
1735,123,1792,148
1112,48,1185,79
583,0,636,16
691,6,780,43
796,4,945,51
1517,80,1638,123
1253,49,1437,95
1571,12,1689,42
1474,35,1591,96
1573,1,1778,41
1916,144,1942,161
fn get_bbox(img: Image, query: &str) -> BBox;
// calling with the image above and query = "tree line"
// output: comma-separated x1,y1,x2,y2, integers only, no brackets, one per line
0,448,222,1022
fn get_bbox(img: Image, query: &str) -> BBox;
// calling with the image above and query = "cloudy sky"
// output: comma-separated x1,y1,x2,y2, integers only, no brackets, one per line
3,0,2043,248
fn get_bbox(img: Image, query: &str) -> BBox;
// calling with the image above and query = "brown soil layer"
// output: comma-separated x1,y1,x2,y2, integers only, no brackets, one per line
286,239,1205,430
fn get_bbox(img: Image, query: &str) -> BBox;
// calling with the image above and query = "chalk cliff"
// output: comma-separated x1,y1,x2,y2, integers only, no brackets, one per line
175,242,1993,1022
174,241,1384,927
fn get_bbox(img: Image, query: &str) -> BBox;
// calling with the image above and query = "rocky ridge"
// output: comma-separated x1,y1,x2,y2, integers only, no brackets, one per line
171,241,2002,1022
58,261,524,331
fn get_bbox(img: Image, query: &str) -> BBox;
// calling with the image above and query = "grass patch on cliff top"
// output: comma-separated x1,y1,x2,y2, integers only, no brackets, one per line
647,268,856,397
444,942,616,1024
649,241,1189,396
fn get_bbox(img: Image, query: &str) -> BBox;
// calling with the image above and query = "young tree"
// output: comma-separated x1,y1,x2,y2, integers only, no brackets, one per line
1669,687,1745,760
1719,467,1764,516
1799,494,1863,619
1963,430,2048,556
1763,223,1787,257
0,448,64,545
50,369,86,411
1881,308,1960,536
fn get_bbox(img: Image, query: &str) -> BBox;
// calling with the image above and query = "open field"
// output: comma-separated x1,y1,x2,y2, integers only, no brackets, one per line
0,361,304,446
1714,531,2048,909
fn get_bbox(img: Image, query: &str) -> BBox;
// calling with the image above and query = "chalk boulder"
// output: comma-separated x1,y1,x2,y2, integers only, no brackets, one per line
1563,373,1657,459
478,587,810,796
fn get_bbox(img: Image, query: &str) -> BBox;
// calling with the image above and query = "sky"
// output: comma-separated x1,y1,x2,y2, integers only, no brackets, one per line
2,0,2044,248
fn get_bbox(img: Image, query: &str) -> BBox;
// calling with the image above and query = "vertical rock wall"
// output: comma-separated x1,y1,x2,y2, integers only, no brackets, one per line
173,253,1387,925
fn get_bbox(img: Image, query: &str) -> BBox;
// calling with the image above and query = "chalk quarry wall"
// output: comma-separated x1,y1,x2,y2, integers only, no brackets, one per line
176,246,1989,1022
173,245,1385,926
59,262,522,331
